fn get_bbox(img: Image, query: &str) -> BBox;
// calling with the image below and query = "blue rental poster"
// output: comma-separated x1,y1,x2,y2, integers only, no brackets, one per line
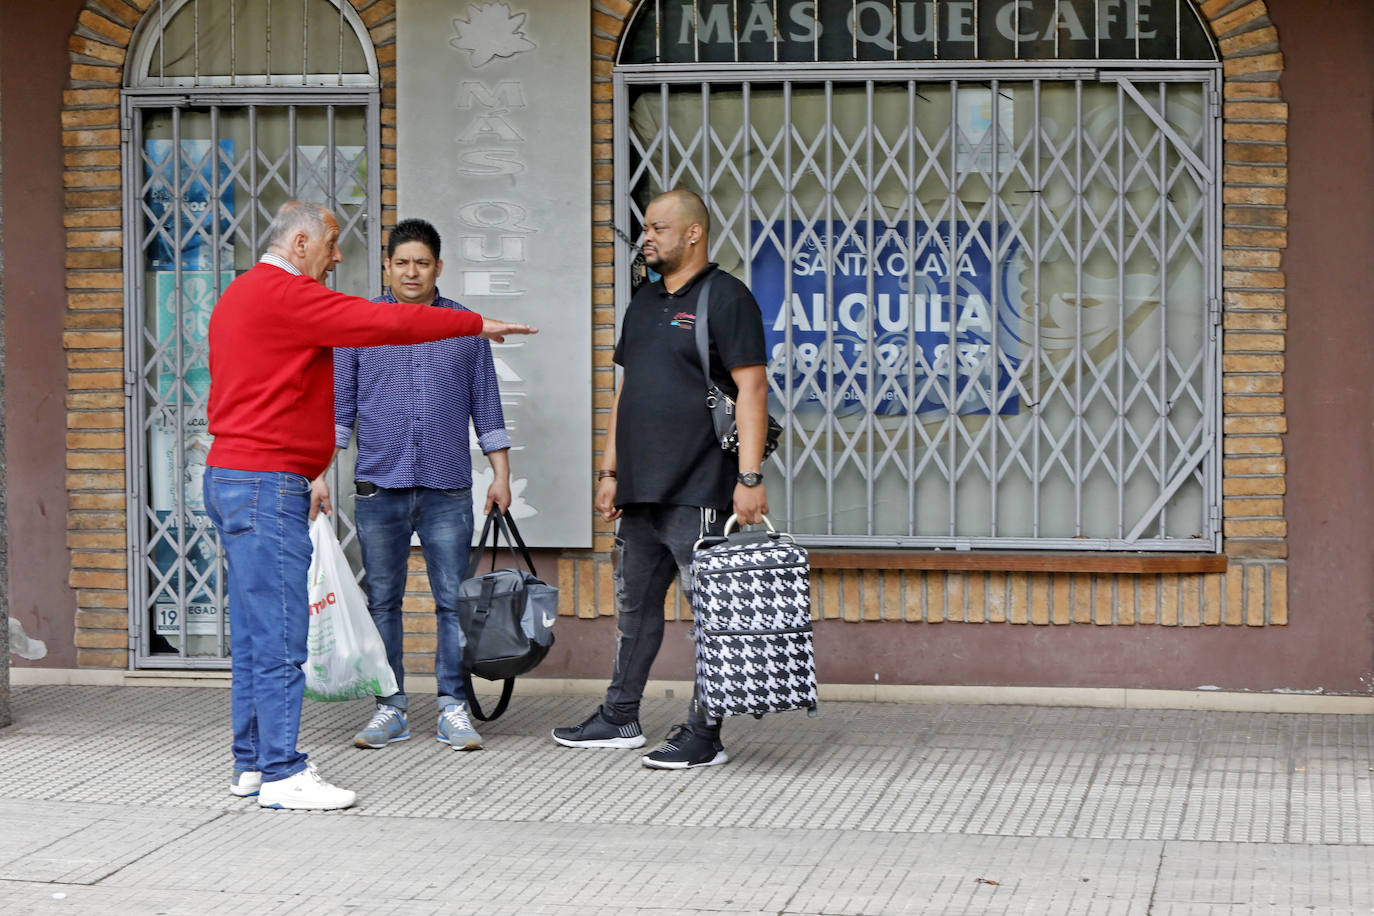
144,139,235,271
750,221,1024,417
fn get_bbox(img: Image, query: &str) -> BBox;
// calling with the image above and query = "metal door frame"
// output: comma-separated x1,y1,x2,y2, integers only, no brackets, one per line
121,89,381,668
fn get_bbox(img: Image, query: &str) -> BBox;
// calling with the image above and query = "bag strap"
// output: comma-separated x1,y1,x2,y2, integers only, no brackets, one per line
466,507,539,579
456,579,514,721
458,510,537,724
462,672,514,722
460,578,497,673
692,269,719,390
467,508,501,578
498,510,539,577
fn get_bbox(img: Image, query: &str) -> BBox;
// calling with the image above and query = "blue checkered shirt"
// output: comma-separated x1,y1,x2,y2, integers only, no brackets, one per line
333,290,509,490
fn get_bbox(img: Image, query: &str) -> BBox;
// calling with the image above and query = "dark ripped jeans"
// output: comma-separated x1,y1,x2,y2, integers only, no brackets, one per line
602,503,727,739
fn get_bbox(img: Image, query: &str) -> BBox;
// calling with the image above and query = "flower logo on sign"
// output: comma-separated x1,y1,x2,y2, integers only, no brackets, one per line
449,2,536,68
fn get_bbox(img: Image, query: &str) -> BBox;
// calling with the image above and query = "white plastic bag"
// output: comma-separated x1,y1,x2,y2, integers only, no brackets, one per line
303,514,398,702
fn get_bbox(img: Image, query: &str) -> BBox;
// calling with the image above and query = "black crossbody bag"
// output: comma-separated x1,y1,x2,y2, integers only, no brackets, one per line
693,270,783,458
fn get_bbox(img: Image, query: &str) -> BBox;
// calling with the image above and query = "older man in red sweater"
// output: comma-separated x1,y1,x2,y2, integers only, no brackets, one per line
205,199,536,810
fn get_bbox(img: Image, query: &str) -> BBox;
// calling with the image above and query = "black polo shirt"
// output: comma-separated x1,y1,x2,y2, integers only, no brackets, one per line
613,264,767,509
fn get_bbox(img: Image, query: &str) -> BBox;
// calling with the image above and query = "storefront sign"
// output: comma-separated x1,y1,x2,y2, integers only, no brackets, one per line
398,1,592,547
751,221,1024,416
622,0,1209,63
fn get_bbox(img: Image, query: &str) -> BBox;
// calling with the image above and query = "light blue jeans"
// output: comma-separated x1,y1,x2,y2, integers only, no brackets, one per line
352,485,474,712
203,467,313,782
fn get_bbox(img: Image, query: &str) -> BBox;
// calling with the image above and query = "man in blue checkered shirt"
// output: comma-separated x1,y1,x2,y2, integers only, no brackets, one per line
333,218,510,753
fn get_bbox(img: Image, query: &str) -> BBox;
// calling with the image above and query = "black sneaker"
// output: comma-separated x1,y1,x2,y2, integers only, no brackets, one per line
551,707,646,749
641,725,729,769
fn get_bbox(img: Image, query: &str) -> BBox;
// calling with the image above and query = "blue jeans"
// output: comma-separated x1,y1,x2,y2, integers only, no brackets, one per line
352,485,474,712
604,504,727,739
203,467,313,782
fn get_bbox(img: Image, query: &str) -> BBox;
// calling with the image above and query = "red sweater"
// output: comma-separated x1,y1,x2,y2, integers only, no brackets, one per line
206,262,483,477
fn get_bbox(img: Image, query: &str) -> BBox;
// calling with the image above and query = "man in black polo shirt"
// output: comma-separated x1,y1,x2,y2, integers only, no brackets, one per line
551,188,770,769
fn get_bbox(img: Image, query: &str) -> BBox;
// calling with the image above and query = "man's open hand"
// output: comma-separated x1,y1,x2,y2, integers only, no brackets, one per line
480,318,539,343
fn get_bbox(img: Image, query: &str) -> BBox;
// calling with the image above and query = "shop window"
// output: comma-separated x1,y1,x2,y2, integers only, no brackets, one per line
614,0,1222,550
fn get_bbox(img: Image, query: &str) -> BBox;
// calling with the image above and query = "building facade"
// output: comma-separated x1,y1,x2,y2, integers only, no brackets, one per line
2,0,1371,697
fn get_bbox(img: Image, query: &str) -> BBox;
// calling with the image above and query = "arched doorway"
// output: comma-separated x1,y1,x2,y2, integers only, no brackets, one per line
122,0,381,665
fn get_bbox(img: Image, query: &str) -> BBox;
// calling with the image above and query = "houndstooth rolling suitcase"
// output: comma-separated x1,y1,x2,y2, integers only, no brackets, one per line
691,515,818,719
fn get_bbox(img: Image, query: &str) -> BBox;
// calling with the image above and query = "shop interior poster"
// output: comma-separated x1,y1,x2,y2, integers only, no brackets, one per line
150,270,228,636
143,139,234,271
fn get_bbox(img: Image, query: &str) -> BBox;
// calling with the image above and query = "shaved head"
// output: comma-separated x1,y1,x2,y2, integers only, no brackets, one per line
641,187,711,287
650,189,710,241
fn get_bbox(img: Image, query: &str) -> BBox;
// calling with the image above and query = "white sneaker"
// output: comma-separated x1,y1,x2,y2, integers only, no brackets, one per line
230,770,262,797
258,762,356,810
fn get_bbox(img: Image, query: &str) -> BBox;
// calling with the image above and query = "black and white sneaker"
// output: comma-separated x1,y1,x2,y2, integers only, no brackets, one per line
551,707,646,749
641,725,729,769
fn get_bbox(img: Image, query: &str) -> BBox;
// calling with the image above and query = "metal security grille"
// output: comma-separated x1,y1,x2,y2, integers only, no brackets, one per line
128,0,377,89
614,67,1221,550
122,0,380,666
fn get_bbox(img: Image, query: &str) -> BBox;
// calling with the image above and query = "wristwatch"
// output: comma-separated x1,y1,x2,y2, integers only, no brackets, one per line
737,472,763,487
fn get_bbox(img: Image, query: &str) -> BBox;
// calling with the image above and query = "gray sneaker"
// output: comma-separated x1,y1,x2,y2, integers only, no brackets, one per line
437,703,482,751
353,704,410,749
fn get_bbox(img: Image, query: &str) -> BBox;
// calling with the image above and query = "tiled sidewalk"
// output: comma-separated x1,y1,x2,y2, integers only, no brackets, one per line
1,685,1372,914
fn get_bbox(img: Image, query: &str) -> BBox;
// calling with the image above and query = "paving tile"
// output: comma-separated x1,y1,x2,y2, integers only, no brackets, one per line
3,685,1374,915
1154,841,1374,912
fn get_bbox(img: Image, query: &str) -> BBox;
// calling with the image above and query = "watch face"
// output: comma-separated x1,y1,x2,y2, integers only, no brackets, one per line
738,472,763,486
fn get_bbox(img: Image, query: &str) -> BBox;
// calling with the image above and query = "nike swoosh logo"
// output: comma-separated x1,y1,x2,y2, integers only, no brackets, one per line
541,612,556,628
